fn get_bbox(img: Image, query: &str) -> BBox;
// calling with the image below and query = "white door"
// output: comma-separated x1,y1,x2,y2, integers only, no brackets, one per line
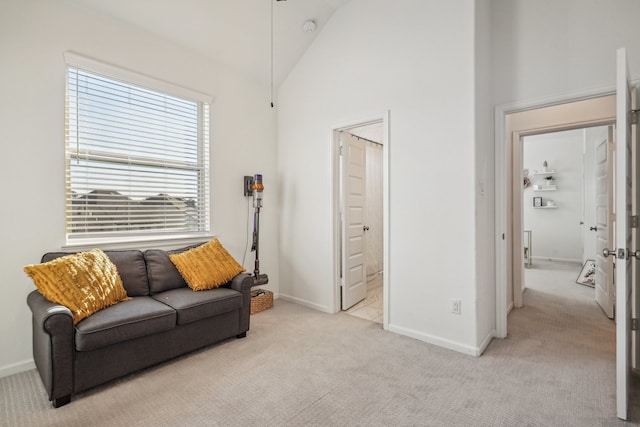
341,134,367,310
595,129,615,318
615,47,635,421
583,136,599,264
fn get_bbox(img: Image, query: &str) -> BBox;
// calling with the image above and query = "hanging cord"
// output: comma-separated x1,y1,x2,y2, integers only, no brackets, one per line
270,0,274,108
271,0,287,108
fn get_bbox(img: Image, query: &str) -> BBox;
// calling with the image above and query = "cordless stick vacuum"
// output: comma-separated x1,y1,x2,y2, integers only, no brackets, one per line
251,174,269,287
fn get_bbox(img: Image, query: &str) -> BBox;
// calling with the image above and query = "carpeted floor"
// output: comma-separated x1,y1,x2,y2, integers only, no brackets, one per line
1,263,639,426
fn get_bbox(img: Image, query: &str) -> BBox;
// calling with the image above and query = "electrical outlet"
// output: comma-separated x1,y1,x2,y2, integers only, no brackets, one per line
451,299,461,315
243,176,254,197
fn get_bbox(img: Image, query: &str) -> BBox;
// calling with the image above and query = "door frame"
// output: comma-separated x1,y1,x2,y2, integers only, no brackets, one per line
331,111,390,329
495,88,617,338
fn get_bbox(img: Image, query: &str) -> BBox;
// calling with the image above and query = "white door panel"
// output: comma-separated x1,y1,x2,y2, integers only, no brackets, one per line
595,132,615,318
342,134,367,310
615,47,634,421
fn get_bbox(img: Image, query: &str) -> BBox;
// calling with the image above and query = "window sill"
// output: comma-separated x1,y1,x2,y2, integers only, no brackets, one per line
62,233,215,252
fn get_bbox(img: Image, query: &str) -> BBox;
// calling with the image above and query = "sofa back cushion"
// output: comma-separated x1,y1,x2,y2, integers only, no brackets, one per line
144,244,201,294
41,250,150,297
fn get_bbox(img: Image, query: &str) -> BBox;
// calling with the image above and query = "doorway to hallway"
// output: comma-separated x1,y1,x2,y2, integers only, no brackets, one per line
331,113,389,328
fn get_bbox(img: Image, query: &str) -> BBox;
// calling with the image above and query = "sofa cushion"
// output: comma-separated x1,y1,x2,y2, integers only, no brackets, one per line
151,287,241,325
168,238,245,291
25,249,130,325
144,244,202,294
42,250,150,297
144,250,187,294
75,296,176,351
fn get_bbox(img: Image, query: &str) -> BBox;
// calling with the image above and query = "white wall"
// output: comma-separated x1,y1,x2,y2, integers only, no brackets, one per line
491,0,640,106
523,130,584,262
0,0,278,376
474,0,495,353
278,0,488,355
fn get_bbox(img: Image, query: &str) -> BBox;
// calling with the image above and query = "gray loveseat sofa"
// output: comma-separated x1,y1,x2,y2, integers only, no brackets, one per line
26,246,253,408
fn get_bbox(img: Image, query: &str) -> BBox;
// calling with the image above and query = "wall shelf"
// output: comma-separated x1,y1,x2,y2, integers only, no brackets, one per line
530,167,559,209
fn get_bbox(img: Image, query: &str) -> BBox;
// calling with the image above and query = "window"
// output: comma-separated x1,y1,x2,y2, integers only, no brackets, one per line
64,53,210,242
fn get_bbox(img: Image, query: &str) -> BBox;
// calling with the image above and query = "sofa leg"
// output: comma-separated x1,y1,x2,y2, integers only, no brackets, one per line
236,332,247,338
52,395,71,408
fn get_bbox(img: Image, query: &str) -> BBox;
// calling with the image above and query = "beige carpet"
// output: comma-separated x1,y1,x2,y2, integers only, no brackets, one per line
1,265,638,426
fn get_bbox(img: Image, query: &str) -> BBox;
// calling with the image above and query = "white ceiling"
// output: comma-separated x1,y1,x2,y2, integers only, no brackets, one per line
69,0,351,86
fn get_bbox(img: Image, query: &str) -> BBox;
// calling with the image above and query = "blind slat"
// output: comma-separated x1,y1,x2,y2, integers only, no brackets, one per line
65,63,210,239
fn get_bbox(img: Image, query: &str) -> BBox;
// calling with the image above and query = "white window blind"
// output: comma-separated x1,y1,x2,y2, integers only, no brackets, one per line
65,55,210,241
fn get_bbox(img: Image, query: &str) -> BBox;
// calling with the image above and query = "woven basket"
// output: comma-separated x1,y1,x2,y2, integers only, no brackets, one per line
250,289,273,315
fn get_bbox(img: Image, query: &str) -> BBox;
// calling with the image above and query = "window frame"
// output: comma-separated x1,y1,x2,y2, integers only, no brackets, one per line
63,52,213,248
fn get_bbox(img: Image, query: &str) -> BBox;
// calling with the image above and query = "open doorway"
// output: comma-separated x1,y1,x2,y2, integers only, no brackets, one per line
521,126,614,308
495,93,616,337
343,131,383,323
331,113,389,328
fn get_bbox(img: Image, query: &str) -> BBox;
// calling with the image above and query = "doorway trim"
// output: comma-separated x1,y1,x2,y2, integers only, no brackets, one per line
331,111,390,329
495,88,616,338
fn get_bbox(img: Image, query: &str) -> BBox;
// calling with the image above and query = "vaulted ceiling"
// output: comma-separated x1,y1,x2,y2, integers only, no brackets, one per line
69,0,351,86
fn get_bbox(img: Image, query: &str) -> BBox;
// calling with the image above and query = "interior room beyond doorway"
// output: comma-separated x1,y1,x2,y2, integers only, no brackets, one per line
522,126,610,285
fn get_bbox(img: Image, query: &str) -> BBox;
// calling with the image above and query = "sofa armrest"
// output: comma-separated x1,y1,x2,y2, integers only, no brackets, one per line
227,273,253,335
27,290,74,406
229,273,254,292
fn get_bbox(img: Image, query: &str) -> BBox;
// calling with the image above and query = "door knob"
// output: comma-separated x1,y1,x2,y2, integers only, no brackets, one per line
631,250,640,260
603,248,616,258
363,226,370,231
590,226,598,231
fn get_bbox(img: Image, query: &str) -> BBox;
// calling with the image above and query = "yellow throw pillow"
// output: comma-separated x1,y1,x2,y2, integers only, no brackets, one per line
24,249,130,324
169,238,245,291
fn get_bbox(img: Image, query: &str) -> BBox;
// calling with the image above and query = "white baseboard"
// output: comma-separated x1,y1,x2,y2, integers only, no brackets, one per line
275,296,491,356
387,323,483,357
478,330,495,356
0,359,35,379
277,293,333,314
